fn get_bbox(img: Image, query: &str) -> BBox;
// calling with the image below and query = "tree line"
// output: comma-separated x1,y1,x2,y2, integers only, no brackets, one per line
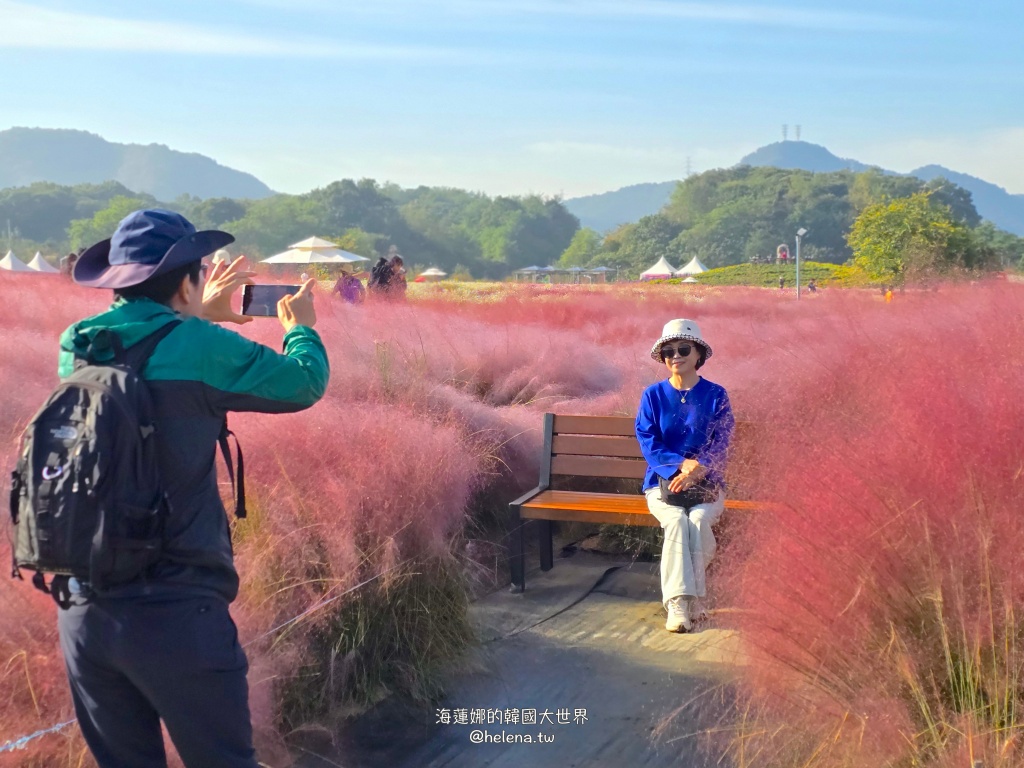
3,168,1022,282
559,167,1024,281
0,179,578,279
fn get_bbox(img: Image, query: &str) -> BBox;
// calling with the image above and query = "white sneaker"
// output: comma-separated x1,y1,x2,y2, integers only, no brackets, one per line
665,596,693,633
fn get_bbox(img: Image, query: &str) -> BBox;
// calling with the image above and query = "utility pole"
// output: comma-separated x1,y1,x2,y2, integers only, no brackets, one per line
795,228,807,299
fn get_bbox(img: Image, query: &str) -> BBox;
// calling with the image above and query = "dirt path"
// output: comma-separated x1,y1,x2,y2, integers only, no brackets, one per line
298,552,743,768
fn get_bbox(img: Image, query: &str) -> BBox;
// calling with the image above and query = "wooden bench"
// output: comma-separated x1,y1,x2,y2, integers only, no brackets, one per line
507,413,769,591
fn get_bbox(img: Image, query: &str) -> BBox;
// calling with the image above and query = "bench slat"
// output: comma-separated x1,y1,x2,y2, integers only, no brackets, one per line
552,435,645,458
519,490,775,524
552,414,635,437
550,455,647,479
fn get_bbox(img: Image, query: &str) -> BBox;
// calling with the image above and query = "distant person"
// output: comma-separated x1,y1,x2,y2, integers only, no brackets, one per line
367,256,392,297
60,248,85,280
212,249,233,267
333,270,365,304
300,272,310,282
636,320,733,633
389,255,407,299
807,279,817,293
778,275,786,290
885,286,894,303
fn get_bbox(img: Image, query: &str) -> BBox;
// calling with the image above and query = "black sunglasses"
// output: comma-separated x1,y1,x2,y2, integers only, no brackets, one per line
661,343,694,360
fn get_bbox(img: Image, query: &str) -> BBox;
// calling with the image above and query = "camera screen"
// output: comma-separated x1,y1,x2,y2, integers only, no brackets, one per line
241,285,301,316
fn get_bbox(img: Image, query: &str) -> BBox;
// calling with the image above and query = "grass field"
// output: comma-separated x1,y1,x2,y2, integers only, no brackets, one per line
1,273,1022,766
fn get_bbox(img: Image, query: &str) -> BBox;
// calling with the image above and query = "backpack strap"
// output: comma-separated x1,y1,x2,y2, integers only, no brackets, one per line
73,320,181,371
124,320,183,372
218,422,246,519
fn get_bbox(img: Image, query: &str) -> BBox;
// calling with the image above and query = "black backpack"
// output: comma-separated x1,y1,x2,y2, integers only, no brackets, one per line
369,257,391,290
8,322,183,604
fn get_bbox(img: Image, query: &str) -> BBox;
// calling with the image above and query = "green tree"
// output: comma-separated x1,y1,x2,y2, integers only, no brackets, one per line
597,214,682,276
558,228,602,267
847,192,987,284
68,195,152,249
189,197,249,229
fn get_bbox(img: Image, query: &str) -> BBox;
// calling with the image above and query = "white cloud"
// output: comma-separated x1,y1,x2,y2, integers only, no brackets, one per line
0,0,453,58
244,0,920,33
527,141,690,162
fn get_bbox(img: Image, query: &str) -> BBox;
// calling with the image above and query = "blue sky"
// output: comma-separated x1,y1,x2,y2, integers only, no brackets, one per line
1,0,1022,197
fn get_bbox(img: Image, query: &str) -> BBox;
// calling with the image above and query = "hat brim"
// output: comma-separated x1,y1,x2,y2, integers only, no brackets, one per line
650,334,713,362
74,230,235,289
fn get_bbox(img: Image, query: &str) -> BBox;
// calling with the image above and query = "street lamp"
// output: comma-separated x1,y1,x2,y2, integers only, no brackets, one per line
795,227,808,299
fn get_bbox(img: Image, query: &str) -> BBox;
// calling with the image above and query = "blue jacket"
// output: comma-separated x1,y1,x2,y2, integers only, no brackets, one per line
635,377,734,492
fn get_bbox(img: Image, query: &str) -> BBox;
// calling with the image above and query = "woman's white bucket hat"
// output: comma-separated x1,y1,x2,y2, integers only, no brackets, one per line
650,318,713,362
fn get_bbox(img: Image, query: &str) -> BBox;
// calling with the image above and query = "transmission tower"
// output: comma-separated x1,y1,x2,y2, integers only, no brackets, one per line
782,124,789,141
685,156,692,178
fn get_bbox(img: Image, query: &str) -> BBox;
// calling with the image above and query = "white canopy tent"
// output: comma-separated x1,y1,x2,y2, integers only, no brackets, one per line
28,252,60,273
0,251,32,272
675,256,708,276
418,268,447,277
682,276,699,284
639,256,677,281
263,236,370,265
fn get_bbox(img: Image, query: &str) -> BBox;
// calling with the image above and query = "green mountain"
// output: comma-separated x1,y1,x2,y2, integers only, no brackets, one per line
910,164,1024,236
0,127,274,201
738,140,875,173
563,181,678,233
565,141,1024,236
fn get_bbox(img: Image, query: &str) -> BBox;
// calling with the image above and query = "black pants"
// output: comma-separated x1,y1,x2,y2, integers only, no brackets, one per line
57,595,258,768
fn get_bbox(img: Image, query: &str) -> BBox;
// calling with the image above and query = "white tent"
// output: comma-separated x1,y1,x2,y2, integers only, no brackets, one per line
28,252,60,274
675,256,708,276
682,276,699,284
263,248,367,264
289,236,341,250
639,256,677,281
264,236,369,265
0,251,32,272
418,268,447,277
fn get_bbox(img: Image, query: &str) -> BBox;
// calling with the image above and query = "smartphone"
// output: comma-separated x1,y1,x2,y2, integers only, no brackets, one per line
241,284,301,317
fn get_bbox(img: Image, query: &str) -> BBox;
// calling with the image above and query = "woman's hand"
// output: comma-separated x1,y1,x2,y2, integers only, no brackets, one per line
202,257,256,325
668,459,707,492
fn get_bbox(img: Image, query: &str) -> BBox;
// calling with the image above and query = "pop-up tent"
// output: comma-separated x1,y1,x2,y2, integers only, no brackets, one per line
414,267,448,283
675,256,708,276
27,253,60,273
639,256,677,281
0,251,32,272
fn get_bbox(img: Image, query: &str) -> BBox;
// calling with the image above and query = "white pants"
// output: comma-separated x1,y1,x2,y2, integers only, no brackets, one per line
645,488,725,607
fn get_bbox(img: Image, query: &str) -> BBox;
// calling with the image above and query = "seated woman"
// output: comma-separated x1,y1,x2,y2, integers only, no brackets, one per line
635,319,734,633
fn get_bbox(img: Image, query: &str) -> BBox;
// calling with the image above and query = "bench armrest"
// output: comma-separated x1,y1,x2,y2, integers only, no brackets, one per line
509,485,548,509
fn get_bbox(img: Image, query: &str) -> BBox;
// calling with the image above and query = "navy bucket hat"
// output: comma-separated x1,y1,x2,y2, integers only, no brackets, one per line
74,209,234,289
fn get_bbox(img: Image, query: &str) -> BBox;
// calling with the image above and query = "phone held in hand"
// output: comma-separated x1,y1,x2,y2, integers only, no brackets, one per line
241,285,301,317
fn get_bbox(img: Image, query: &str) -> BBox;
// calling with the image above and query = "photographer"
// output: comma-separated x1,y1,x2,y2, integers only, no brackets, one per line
57,209,329,767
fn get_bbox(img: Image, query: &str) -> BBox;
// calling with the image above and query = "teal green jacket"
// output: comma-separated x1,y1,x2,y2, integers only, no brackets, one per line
59,297,330,602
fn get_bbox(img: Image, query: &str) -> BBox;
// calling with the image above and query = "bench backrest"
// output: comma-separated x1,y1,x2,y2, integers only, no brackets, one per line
538,413,755,488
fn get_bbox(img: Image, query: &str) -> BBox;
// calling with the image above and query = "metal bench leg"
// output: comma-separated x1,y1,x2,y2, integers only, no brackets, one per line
538,520,554,571
509,507,526,592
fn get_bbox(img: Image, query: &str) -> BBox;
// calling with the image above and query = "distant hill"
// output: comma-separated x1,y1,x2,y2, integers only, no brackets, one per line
565,141,1024,236
738,140,876,173
910,164,1024,236
0,127,274,201
564,181,679,233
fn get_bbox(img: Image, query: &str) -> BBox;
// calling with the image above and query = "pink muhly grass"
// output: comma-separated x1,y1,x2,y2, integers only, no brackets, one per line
716,283,1024,766
4,272,1023,764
